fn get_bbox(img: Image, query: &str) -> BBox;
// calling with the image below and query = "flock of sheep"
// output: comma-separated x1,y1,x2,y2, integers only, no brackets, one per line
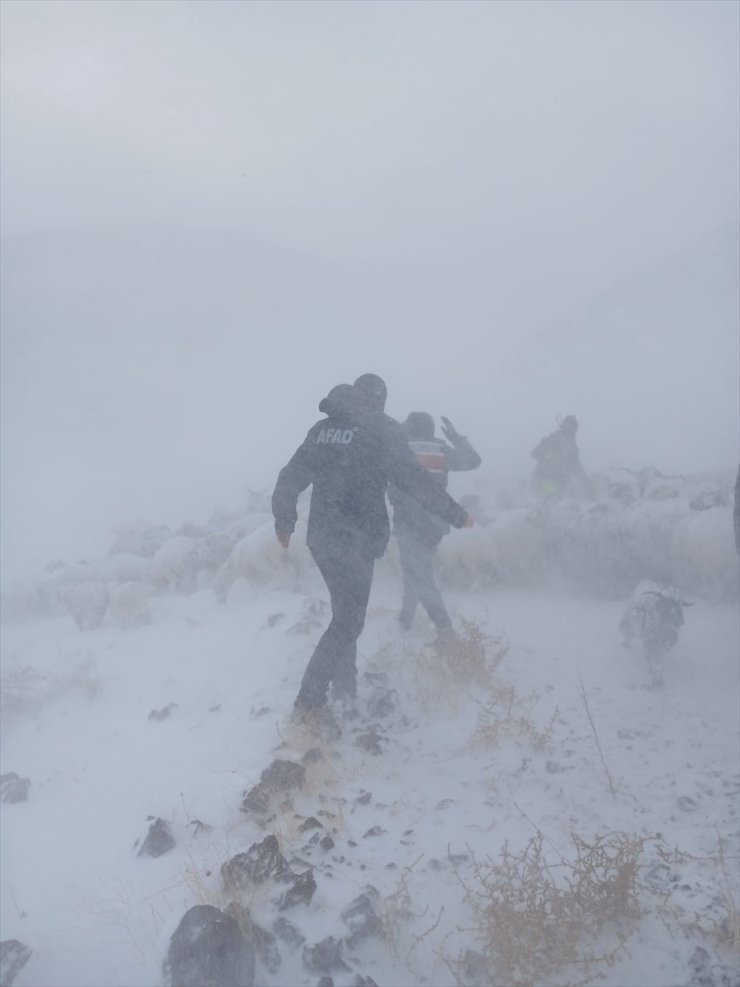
9,468,738,688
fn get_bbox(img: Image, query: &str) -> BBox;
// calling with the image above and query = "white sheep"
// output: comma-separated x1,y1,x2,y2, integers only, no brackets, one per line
619,580,685,687
108,581,151,630
672,505,739,602
488,508,545,584
37,560,102,616
100,552,150,585
213,516,312,603
150,536,200,595
60,580,109,631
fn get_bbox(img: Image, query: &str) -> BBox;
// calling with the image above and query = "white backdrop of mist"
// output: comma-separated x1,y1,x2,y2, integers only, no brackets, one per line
1,0,738,582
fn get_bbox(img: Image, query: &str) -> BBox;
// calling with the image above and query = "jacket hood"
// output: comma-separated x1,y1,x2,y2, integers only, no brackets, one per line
319,383,356,421
404,412,435,441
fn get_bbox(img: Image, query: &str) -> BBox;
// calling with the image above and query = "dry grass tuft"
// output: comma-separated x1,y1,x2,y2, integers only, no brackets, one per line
453,830,645,986
473,689,559,753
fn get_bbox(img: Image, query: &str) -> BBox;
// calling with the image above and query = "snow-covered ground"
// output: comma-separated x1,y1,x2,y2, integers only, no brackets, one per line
1,496,738,987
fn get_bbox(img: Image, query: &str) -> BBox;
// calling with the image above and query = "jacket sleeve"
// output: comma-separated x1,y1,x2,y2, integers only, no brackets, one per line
272,434,316,537
444,435,481,472
382,423,468,528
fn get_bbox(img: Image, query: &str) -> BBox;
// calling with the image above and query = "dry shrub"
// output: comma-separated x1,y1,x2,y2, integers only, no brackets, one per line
404,619,509,714
437,618,509,687
456,830,644,986
378,854,424,960
473,689,559,753
653,836,740,957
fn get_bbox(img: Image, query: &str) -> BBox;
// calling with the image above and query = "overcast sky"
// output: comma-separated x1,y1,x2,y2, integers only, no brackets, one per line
1,0,738,578
2,0,738,274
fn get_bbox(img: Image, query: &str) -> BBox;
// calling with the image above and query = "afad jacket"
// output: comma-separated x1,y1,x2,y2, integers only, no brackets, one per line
272,387,468,559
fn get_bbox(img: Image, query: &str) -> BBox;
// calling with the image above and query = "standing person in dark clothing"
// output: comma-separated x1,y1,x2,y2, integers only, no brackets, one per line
531,414,592,501
272,374,473,717
389,412,481,636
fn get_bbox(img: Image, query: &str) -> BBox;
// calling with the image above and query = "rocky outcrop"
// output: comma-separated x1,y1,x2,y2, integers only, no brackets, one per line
164,905,255,987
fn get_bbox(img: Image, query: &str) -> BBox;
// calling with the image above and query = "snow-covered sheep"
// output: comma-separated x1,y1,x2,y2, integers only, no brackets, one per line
108,520,173,558
100,552,150,585
620,580,685,687
108,581,151,630
672,505,739,602
213,516,313,603
60,580,109,631
487,508,545,584
150,536,200,594
592,469,642,506
434,525,501,591
37,560,102,616
197,513,273,575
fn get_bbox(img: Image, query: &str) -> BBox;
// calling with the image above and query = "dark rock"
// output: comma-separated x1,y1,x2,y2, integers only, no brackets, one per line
462,948,491,987
0,774,30,804
261,759,306,791
148,703,177,721
299,816,323,832
687,945,739,987
363,826,386,838
319,836,335,851
317,978,334,987
224,903,281,975
222,835,293,890
253,925,281,974
301,747,323,765
353,977,379,987
341,888,382,946
302,937,349,973
279,869,317,910
138,818,175,858
354,727,386,756
354,791,372,805
678,796,698,812
241,781,272,814
164,905,255,987
0,940,32,987
241,760,305,814
272,916,305,948
366,686,398,719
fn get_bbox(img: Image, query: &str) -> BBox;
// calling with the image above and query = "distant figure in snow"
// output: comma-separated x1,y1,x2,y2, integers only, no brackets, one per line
272,374,474,720
389,412,481,637
531,414,592,501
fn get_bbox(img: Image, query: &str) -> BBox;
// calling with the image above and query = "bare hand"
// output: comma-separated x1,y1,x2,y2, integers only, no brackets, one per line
440,416,457,442
277,532,290,549
462,513,475,529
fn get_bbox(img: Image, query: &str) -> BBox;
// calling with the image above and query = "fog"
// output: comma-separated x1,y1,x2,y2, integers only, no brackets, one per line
1,0,738,580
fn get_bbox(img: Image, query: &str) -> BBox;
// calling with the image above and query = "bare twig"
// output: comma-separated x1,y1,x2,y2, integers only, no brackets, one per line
577,670,617,798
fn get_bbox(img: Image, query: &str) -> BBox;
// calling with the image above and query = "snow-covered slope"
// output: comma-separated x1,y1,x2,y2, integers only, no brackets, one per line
1,513,738,987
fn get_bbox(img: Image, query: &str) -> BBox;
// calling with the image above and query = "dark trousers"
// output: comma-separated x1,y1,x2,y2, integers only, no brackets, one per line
295,540,375,710
397,533,452,633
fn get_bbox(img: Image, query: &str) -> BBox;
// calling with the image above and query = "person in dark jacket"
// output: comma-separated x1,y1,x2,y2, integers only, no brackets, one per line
389,412,481,635
272,374,473,715
531,414,591,501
